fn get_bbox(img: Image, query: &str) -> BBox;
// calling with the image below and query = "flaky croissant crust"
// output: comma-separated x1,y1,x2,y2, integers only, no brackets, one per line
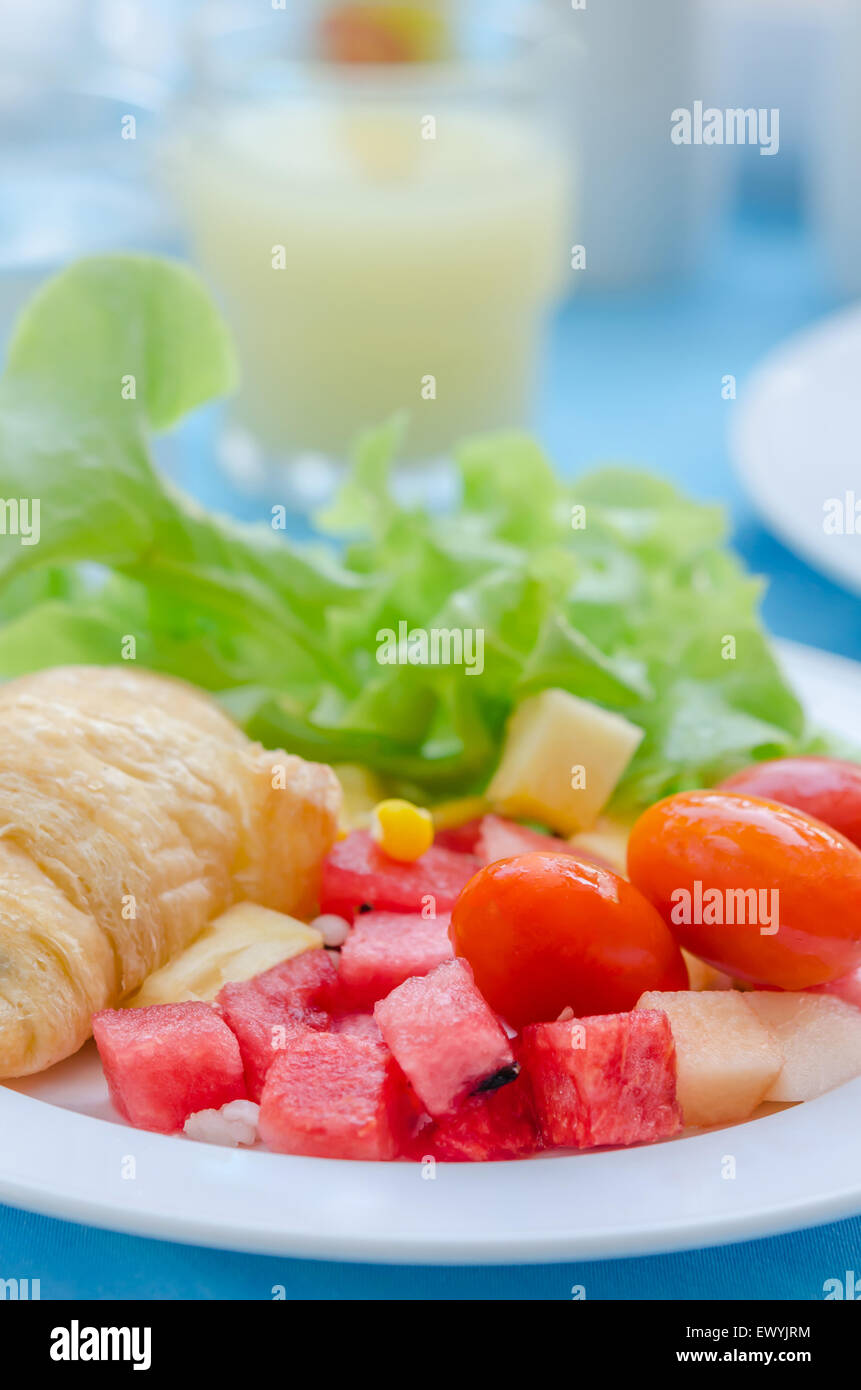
0,666,340,1077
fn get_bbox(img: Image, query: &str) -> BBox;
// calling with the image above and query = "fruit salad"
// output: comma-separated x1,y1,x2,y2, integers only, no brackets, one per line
91,733,861,1162
4,256,859,1163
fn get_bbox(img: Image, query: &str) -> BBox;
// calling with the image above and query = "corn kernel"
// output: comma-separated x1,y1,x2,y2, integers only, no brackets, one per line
370,798,434,862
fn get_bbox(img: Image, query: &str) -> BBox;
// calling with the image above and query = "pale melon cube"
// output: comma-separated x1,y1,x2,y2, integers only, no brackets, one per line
744,992,861,1102
809,966,861,1011
636,990,783,1127
567,814,631,875
128,903,323,1006
486,689,643,835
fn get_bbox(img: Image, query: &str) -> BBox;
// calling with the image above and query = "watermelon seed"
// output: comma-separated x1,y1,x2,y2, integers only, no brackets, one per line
358,903,373,913
473,1062,520,1094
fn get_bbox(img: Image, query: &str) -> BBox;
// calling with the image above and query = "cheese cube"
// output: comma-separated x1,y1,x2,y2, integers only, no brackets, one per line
487,688,643,834
129,903,323,1006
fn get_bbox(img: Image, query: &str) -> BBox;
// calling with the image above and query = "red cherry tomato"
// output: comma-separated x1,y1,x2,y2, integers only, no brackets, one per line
627,789,861,989
721,756,861,849
449,852,688,1028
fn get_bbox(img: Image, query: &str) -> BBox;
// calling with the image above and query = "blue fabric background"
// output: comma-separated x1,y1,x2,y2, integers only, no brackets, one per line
1,209,858,1299
1,1202,859,1300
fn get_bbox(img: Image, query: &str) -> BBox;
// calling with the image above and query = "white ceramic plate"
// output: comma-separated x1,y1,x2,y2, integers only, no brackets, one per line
733,304,861,596
1,639,859,1265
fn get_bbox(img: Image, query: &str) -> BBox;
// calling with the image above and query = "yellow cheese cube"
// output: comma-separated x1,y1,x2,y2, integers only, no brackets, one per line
681,950,736,992
486,689,643,835
128,903,323,1006
432,796,489,831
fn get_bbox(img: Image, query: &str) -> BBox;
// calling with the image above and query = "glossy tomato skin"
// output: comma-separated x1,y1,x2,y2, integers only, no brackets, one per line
449,852,688,1029
721,756,861,850
627,790,861,989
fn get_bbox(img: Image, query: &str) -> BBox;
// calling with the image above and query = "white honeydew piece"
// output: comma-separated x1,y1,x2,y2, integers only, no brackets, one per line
486,688,643,835
744,992,861,1102
128,903,323,1005
636,990,783,1128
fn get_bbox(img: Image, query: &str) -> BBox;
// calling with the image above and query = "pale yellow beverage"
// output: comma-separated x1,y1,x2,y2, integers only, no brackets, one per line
169,97,569,464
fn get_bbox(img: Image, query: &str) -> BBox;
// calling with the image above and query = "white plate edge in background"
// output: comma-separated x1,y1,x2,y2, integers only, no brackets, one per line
732,302,861,598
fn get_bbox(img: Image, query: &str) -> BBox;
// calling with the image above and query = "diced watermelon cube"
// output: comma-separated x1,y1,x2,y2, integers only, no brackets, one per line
417,1046,541,1161
337,910,454,1011
434,819,484,854
474,814,614,871
330,1011,384,1042
320,829,479,919
93,1003,246,1134
480,814,570,862
521,1009,682,1150
259,1032,412,1160
374,958,515,1117
217,950,337,1101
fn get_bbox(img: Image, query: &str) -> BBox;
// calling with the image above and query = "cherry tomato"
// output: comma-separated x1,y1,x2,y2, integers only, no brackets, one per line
627,790,861,989
449,851,688,1028
721,756,861,849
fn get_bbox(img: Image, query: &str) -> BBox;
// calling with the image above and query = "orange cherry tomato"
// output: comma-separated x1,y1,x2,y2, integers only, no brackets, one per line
627,789,861,989
721,756,861,850
449,852,688,1028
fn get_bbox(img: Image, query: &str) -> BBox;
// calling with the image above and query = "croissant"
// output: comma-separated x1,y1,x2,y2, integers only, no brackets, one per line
0,665,340,1077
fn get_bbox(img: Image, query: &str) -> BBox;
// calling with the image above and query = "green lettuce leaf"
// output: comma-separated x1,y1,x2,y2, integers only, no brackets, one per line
0,254,832,813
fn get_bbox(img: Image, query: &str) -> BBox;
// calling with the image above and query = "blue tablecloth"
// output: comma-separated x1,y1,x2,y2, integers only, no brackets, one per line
1,1202,858,1300
1,209,858,1299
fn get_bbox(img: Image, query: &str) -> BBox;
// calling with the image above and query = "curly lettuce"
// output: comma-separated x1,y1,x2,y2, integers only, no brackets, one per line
0,255,827,810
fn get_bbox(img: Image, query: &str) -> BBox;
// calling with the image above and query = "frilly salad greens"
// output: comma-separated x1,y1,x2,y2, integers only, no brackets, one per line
0,255,830,811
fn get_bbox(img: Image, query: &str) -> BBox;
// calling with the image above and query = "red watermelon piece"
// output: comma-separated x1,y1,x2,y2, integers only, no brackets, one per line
374,958,516,1118
320,829,479,919
330,1011,384,1042
217,950,337,1101
337,910,453,1011
474,814,614,871
259,1032,412,1160
521,1009,682,1150
478,815,571,863
93,1003,246,1134
417,1045,541,1161
434,819,484,854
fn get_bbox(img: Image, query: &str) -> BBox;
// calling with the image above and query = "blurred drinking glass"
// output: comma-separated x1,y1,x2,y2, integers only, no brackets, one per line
163,1,571,503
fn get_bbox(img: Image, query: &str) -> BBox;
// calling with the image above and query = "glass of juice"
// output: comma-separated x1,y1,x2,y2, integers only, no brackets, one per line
164,2,570,503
